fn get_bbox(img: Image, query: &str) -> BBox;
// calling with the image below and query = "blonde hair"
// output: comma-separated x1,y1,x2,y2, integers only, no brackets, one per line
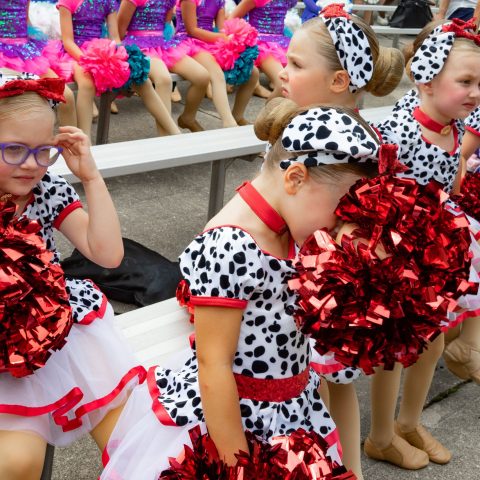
301,16,405,97
404,19,480,81
0,91,55,123
254,98,379,181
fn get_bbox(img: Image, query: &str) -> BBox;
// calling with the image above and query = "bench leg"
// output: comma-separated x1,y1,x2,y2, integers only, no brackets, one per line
392,35,399,49
96,92,116,145
40,444,55,480
207,159,227,219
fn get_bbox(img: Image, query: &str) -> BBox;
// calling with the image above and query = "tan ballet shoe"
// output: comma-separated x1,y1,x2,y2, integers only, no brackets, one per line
364,434,429,470
110,101,119,114
443,337,480,384
234,118,252,126
178,115,205,133
253,84,272,99
394,422,451,464
171,86,182,103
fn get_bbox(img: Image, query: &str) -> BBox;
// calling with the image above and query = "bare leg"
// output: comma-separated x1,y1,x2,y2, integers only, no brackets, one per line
73,63,96,137
0,430,46,480
133,79,180,136
327,382,363,480
259,56,284,100
457,316,480,348
193,52,237,128
171,56,209,132
397,334,445,430
232,66,259,125
149,57,173,113
90,404,127,452
42,68,77,127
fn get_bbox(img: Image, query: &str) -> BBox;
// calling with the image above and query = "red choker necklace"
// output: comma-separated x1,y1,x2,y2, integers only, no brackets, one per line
413,107,454,135
236,181,288,235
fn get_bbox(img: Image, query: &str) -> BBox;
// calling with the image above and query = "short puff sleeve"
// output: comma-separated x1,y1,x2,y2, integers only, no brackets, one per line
127,0,148,5
179,227,266,309
57,0,83,13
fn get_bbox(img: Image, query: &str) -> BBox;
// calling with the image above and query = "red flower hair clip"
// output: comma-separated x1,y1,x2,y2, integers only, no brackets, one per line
0,77,66,103
442,18,480,45
320,3,350,19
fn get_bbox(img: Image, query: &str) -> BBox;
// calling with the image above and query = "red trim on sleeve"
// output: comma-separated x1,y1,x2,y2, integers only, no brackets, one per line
466,125,480,138
77,293,108,325
189,296,248,309
147,366,177,426
53,200,83,230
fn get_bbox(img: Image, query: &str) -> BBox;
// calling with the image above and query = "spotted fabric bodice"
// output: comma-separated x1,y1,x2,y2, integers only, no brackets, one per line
21,173,105,323
175,0,224,35
150,227,337,442
376,92,464,193
126,0,175,33
57,0,117,45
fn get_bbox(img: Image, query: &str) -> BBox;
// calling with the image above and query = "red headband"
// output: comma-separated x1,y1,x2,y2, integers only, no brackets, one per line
0,77,66,103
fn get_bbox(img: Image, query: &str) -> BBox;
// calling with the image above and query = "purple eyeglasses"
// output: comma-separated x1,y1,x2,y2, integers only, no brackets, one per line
0,143,63,167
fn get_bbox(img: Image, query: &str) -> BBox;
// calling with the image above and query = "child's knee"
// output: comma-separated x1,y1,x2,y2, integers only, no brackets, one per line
0,445,45,480
152,71,172,91
195,69,210,88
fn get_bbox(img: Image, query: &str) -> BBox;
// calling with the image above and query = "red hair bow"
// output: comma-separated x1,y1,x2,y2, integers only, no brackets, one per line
442,18,480,45
0,77,66,103
321,3,351,19
379,143,407,174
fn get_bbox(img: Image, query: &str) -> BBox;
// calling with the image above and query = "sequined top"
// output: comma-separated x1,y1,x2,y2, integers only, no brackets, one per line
126,0,175,33
0,0,29,38
56,0,118,45
175,0,225,35
249,0,297,35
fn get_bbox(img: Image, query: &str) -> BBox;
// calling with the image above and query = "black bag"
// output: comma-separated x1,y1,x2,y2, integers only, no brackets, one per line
61,238,182,307
388,0,433,28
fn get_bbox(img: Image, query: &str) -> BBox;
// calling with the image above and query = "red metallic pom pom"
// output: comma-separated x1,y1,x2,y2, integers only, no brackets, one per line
0,201,73,378
159,426,355,480
453,172,480,223
290,177,477,374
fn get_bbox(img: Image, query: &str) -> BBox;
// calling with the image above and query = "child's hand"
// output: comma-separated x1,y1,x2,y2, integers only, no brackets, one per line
55,126,100,183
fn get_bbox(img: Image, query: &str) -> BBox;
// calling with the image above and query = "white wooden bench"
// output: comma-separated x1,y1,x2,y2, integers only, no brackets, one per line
40,103,394,479
50,105,394,219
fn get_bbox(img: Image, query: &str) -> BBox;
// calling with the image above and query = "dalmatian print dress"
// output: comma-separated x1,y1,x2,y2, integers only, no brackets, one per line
0,172,144,447
100,226,342,480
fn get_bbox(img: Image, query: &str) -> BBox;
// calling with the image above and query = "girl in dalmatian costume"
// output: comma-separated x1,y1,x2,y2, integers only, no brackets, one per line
171,0,259,128
117,0,209,132
277,5,404,478
45,0,180,138
0,73,145,480
0,0,76,126
100,99,383,480
364,18,480,470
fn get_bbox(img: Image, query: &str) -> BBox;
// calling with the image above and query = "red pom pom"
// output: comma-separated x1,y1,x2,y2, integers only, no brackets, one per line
0,202,73,378
453,172,480,223
159,427,355,480
290,176,477,374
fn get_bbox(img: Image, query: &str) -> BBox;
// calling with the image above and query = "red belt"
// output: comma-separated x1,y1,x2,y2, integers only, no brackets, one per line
234,368,310,402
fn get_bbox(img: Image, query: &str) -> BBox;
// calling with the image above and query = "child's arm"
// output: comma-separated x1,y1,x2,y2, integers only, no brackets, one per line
166,7,174,24
461,129,480,165
195,305,249,465
107,11,122,43
182,0,226,42
54,126,123,268
59,6,84,60
215,7,226,30
117,0,137,39
230,0,256,19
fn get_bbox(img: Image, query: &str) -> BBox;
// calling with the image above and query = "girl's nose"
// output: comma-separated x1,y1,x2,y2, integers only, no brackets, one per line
20,152,38,169
278,67,287,81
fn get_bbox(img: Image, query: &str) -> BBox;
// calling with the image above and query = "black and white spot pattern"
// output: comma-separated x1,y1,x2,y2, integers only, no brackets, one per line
280,107,379,170
21,173,105,323
152,227,337,442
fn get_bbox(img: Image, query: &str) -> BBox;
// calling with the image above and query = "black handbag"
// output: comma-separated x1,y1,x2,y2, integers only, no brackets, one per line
61,238,182,307
388,0,433,28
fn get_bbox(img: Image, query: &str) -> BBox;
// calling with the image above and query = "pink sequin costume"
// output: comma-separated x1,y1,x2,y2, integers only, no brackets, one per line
248,0,297,67
0,0,51,74
44,0,118,81
173,0,225,57
122,0,188,68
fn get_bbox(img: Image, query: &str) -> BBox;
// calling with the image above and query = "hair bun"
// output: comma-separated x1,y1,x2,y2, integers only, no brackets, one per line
254,98,302,144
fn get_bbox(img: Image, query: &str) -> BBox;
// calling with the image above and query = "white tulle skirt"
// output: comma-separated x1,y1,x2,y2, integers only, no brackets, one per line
0,304,145,446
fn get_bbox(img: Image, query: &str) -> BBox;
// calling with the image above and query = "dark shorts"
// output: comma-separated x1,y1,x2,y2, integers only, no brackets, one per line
448,7,474,21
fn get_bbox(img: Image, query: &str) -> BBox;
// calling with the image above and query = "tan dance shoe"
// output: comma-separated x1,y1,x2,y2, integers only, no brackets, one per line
394,422,452,464
443,337,480,384
364,434,429,469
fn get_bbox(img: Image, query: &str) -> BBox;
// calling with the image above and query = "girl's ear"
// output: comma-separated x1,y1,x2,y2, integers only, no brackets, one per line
284,163,309,194
418,81,434,96
331,70,351,94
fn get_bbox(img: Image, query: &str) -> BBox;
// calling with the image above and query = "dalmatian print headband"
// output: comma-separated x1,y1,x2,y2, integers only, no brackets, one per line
410,18,480,84
0,71,65,107
319,3,374,93
279,107,379,169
